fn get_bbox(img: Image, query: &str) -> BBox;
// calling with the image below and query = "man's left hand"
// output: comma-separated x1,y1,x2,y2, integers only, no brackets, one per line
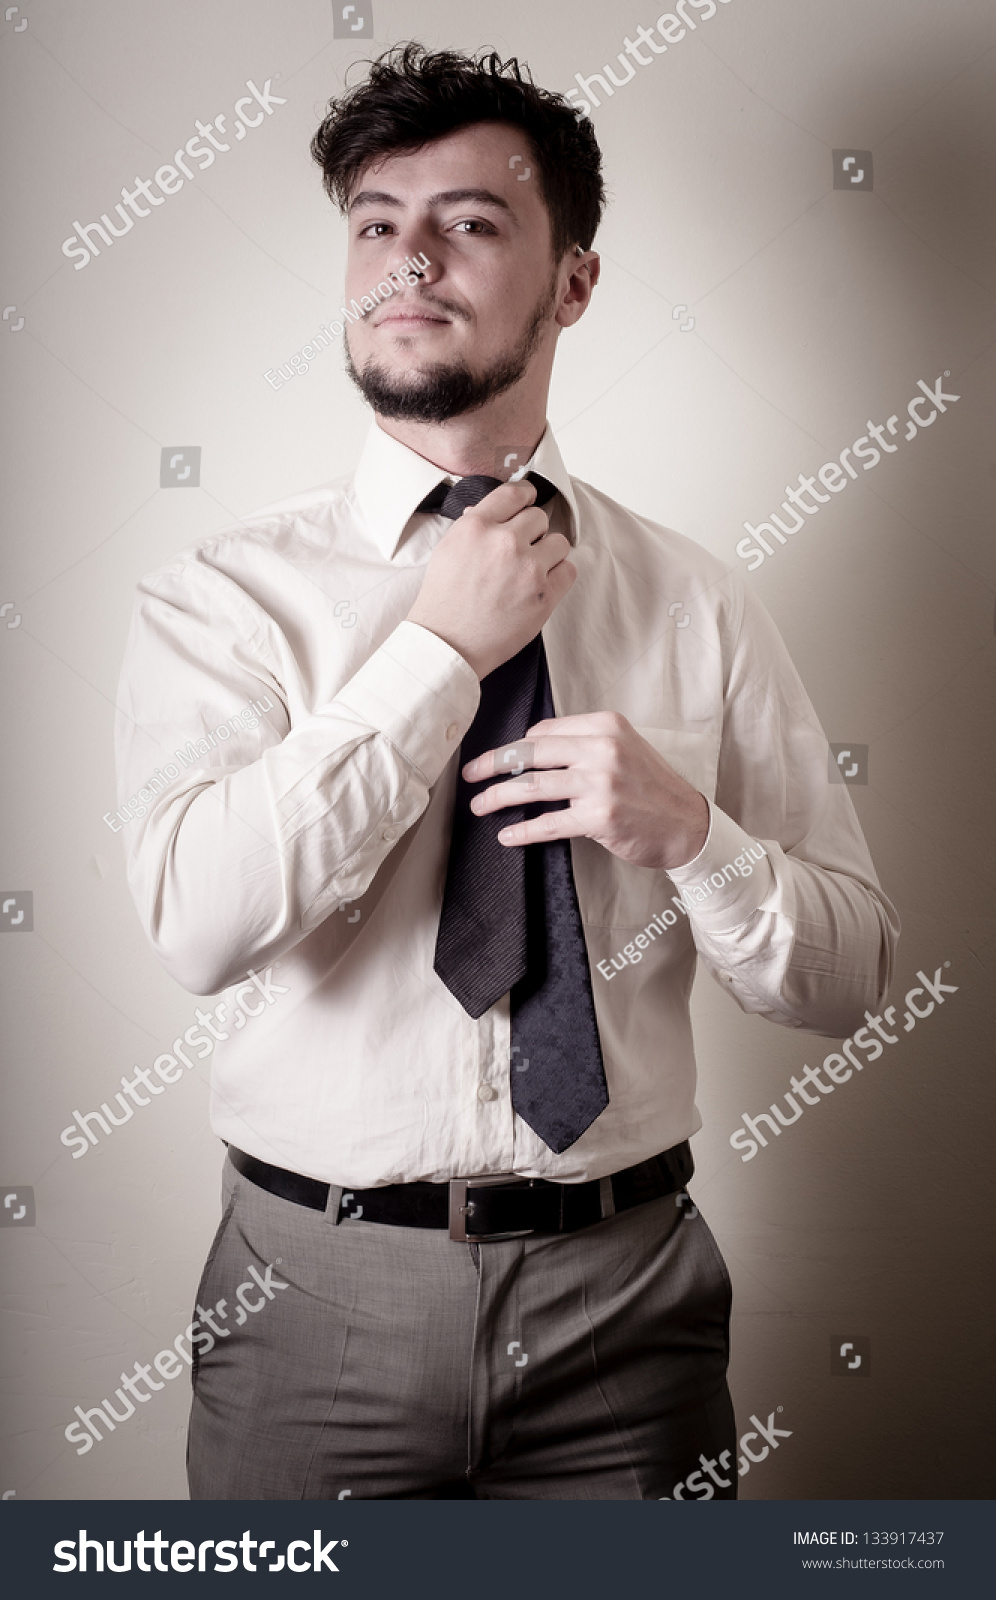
463,711,709,872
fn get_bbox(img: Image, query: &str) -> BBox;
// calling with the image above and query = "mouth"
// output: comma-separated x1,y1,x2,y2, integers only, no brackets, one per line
373,310,451,329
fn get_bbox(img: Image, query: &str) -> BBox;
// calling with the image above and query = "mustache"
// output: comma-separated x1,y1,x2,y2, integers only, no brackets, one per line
369,291,470,324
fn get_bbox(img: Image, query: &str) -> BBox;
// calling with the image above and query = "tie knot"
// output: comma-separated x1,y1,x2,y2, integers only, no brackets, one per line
418,472,558,520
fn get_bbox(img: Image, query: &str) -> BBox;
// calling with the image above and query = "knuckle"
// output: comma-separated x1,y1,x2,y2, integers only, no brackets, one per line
598,795,620,829
552,565,576,597
597,734,620,765
594,771,617,808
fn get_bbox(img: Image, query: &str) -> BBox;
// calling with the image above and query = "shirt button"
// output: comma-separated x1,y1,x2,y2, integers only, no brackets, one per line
477,1083,498,1103
382,826,397,842
445,722,459,740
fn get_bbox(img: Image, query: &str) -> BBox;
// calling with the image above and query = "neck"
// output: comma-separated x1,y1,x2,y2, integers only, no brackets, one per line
373,390,550,478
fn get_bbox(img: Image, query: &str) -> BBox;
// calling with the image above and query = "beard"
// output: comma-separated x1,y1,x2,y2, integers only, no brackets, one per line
344,274,558,424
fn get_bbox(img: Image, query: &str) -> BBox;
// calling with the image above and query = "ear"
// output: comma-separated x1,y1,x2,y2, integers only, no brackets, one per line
556,249,600,329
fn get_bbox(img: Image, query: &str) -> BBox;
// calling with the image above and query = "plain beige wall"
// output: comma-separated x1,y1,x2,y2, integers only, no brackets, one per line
1,0,993,1500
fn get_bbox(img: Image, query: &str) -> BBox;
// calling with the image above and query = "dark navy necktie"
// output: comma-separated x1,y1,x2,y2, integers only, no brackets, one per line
422,473,609,1153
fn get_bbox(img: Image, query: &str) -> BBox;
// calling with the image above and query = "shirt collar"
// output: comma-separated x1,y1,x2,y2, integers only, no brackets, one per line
353,419,581,559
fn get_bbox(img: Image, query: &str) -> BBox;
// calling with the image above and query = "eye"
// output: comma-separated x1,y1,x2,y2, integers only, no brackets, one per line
357,221,395,239
449,219,495,235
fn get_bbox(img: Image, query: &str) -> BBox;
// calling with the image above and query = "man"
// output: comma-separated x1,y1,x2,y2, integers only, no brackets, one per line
116,44,898,1500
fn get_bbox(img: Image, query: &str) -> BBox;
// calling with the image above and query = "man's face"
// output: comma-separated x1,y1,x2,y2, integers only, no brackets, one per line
343,122,567,423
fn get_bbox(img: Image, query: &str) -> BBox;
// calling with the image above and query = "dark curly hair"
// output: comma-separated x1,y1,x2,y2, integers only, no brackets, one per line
310,42,606,258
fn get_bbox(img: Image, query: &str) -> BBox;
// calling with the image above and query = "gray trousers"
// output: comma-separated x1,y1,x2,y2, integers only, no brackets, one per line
186,1153,736,1500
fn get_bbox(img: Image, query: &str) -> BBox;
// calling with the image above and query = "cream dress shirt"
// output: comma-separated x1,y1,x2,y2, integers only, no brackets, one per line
114,420,899,1186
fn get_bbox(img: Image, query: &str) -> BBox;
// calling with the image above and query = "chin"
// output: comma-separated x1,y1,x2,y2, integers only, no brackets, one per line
377,330,460,357
373,356,445,385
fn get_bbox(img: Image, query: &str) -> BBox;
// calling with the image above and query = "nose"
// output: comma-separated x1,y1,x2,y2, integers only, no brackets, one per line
390,239,439,285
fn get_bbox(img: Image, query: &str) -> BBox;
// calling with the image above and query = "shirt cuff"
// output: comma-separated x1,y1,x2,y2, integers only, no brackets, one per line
334,619,481,787
666,802,775,933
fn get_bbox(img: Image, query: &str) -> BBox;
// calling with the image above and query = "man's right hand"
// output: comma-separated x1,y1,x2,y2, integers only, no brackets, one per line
405,479,576,680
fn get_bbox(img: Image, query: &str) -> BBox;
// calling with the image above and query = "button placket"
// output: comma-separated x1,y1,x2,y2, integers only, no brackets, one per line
492,996,515,1167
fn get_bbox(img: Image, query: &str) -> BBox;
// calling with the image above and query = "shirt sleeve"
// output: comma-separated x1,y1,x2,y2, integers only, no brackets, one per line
665,579,900,1038
114,548,480,994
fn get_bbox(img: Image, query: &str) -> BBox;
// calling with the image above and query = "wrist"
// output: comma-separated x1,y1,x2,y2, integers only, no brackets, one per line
405,612,485,680
660,791,710,872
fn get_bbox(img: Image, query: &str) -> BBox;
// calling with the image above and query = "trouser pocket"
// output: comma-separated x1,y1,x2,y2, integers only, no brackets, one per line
189,1172,241,1391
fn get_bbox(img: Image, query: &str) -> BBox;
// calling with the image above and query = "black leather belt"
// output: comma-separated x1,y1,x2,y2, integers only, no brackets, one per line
226,1141,693,1242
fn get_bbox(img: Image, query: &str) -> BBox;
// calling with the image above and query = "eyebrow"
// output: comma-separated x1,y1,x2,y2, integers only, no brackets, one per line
348,187,514,215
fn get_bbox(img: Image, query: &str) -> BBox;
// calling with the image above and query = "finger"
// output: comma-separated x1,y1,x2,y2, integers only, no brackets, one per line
462,734,586,782
531,531,572,568
469,478,538,521
496,808,588,847
463,739,536,782
525,712,622,738
508,505,554,550
470,770,575,815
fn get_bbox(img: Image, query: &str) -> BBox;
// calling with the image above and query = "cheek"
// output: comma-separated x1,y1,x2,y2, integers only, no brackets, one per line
348,267,374,300
493,282,538,335
345,257,380,306
454,262,518,329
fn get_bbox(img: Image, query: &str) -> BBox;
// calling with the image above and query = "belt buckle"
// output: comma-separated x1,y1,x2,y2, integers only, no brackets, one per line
448,1174,536,1243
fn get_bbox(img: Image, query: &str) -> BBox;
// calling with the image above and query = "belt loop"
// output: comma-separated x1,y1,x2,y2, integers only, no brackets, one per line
324,1183,344,1226
599,1175,615,1219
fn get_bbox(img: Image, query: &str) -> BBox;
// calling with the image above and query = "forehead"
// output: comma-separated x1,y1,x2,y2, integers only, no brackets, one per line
348,121,542,216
